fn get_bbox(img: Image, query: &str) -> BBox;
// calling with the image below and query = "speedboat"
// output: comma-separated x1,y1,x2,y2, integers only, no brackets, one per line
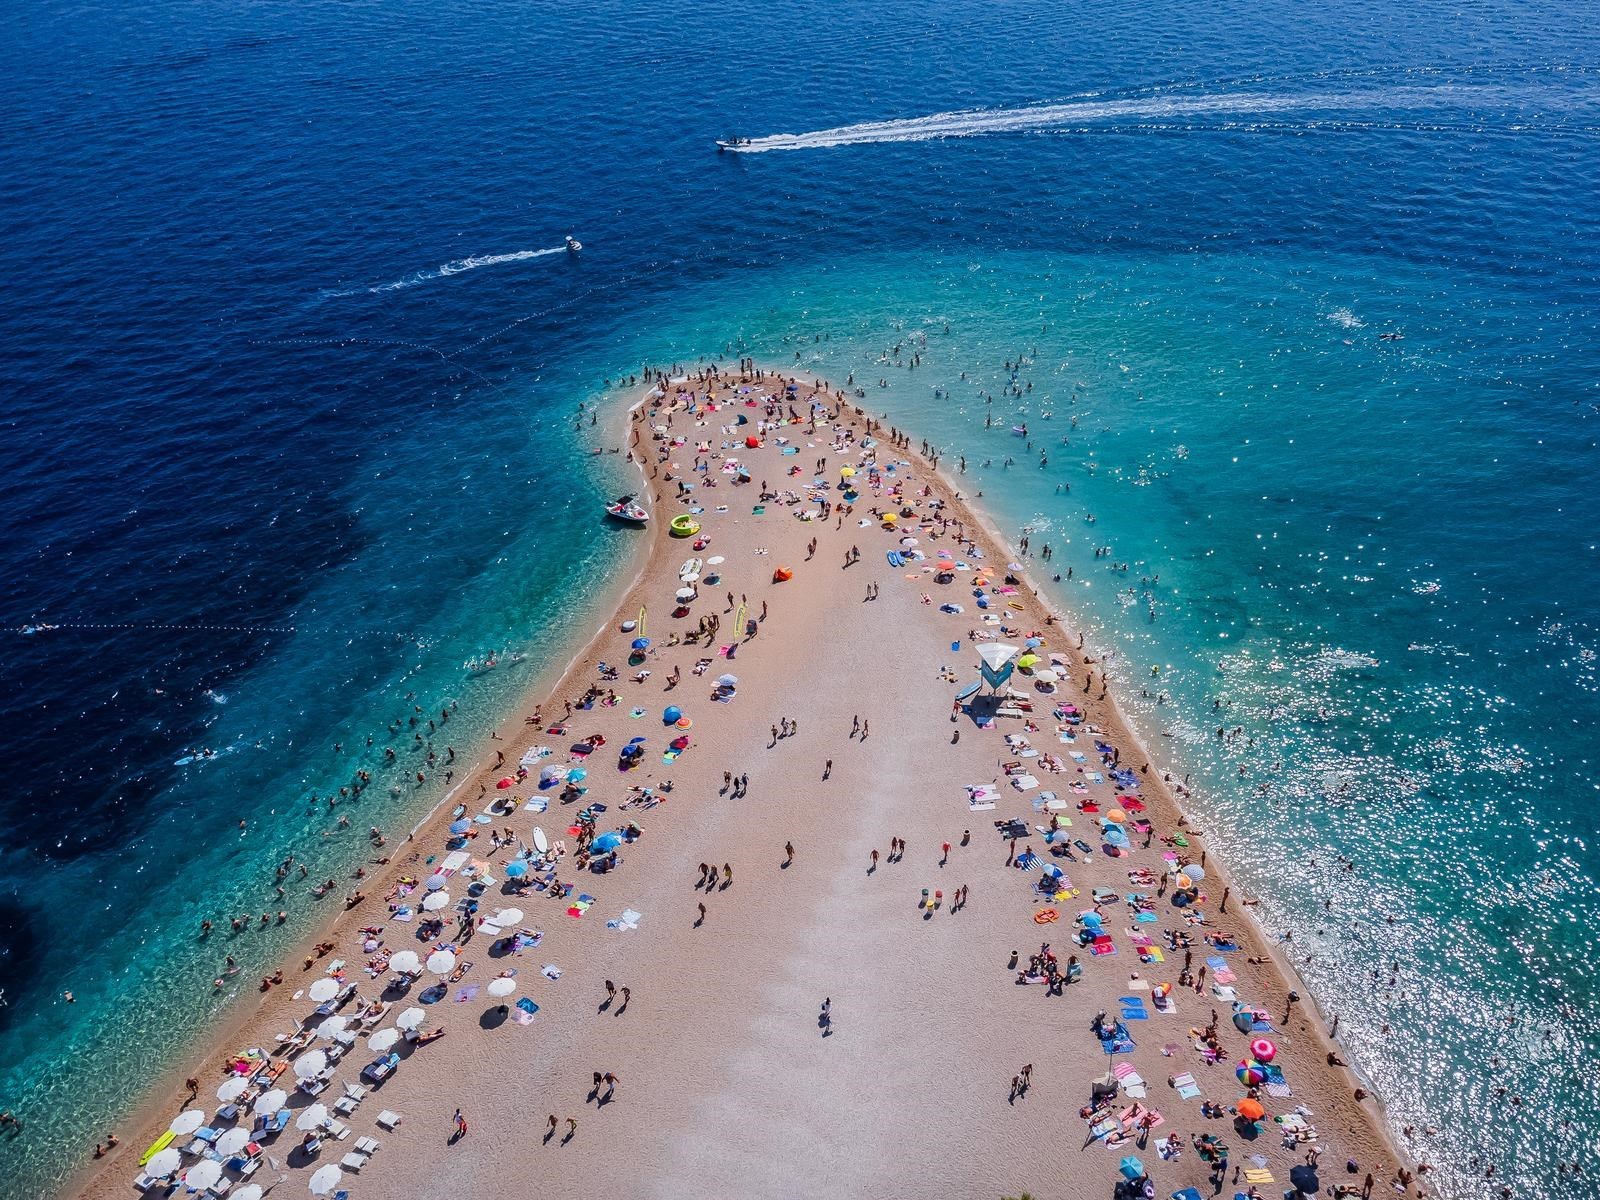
715,137,747,152
605,495,649,525
565,234,583,253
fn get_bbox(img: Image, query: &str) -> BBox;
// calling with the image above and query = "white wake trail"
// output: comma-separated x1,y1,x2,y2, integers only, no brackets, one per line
327,245,568,298
728,88,1479,152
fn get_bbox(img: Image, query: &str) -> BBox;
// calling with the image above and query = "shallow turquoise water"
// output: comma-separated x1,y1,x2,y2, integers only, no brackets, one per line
2,0,1598,1194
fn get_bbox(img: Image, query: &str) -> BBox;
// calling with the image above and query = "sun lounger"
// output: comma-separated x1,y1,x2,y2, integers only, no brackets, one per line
376,1110,402,1130
341,1152,368,1171
354,1136,380,1155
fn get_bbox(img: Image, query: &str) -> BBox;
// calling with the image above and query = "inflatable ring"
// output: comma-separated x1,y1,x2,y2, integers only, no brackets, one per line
669,515,701,538
1033,908,1059,924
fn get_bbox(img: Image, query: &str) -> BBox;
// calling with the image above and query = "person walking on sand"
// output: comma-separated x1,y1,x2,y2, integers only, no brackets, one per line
565,1117,578,1139
452,1109,468,1141
697,901,707,924
861,718,870,740
723,863,733,886
605,980,616,1002
823,759,832,780
784,841,795,866
870,848,879,871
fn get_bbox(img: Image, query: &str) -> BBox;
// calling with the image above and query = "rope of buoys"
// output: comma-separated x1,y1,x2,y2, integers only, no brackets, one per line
15,620,432,644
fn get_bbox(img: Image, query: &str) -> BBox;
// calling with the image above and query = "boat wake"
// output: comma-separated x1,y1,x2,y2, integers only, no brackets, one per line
324,246,568,298
722,83,1591,152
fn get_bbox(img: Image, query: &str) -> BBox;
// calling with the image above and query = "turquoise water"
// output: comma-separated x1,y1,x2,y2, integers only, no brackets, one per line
3,0,1599,1195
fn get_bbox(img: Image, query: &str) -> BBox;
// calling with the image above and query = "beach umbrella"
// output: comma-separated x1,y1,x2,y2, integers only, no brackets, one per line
389,950,421,974
1175,873,1194,890
169,1109,206,1135
663,706,683,724
631,637,650,651
1017,652,1040,670
184,1159,224,1191
493,907,524,926
232,1187,265,1200
253,1088,287,1115
395,1007,426,1030
487,976,518,997
368,1027,400,1052
294,1049,328,1080
425,873,447,891
1233,1011,1256,1034
591,831,624,853
1105,808,1127,823
449,818,472,835
215,1127,251,1156
216,1077,248,1103
316,1016,347,1039
497,777,515,788
308,1164,343,1195
568,766,588,782
1034,668,1059,683
146,1148,182,1177
422,890,451,911
1118,1155,1146,1180
296,1103,330,1131
426,949,457,976
707,555,725,564
1237,1061,1266,1086
1237,1098,1266,1122
675,587,696,602
307,977,340,1003
1251,1037,1277,1062
716,674,738,687
503,860,528,878
1289,1163,1321,1193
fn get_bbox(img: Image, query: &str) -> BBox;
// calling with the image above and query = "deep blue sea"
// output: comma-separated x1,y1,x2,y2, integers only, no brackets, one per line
2,1,1598,1195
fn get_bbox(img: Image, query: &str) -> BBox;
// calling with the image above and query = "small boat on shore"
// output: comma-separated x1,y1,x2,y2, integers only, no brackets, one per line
605,495,649,525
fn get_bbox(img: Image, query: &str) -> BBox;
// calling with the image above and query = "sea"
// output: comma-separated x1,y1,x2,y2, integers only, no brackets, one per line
2,1,1598,1195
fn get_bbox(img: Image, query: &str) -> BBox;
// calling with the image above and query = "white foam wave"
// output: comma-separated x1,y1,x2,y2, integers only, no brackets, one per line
726,87,1487,152
326,246,567,298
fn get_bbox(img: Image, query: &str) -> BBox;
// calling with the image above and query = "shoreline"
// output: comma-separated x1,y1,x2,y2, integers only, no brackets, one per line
59,425,658,1200
71,363,1420,1200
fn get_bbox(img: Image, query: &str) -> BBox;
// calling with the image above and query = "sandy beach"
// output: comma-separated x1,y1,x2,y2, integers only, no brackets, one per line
72,366,1419,1200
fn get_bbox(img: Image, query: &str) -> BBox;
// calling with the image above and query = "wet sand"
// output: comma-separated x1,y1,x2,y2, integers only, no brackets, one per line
74,369,1415,1200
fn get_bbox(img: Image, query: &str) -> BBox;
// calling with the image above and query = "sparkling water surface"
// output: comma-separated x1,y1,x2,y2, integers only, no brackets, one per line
2,0,1597,1195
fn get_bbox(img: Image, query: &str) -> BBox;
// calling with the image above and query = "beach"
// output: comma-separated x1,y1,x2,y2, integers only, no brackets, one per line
72,366,1418,1200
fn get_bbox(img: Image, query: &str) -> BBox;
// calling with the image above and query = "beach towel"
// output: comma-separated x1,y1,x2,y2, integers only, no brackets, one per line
453,985,480,1003
1207,956,1237,984
1153,992,1178,1015
1169,1072,1202,1100
1119,996,1150,1020
1243,1169,1274,1184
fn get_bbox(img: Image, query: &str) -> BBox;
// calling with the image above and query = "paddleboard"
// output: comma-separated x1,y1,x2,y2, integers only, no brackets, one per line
532,827,549,853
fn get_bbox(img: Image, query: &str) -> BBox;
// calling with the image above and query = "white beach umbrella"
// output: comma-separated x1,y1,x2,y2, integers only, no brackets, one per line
388,950,420,975
308,1163,343,1195
253,1088,287,1115
233,1187,265,1200
675,586,696,602
368,1027,399,1052
1034,668,1059,684
215,1127,251,1156
315,1016,347,1039
184,1159,224,1190
422,890,451,911
492,907,524,926
293,1049,328,1080
307,977,340,1002
486,976,517,998
146,1147,182,1177
426,949,456,976
395,1007,426,1030
215,1077,248,1103
296,1103,330,1131
706,555,725,564
169,1109,206,1135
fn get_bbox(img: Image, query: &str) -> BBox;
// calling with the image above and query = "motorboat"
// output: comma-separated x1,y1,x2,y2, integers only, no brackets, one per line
565,234,583,253
605,494,649,525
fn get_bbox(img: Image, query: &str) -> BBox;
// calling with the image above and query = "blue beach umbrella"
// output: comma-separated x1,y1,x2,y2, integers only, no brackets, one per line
631,637,650,651
503,861,528,878
449,818,471,835
1119,1155,1145,1180
663,706,683,724
567,767,588,783
591,832,624,853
